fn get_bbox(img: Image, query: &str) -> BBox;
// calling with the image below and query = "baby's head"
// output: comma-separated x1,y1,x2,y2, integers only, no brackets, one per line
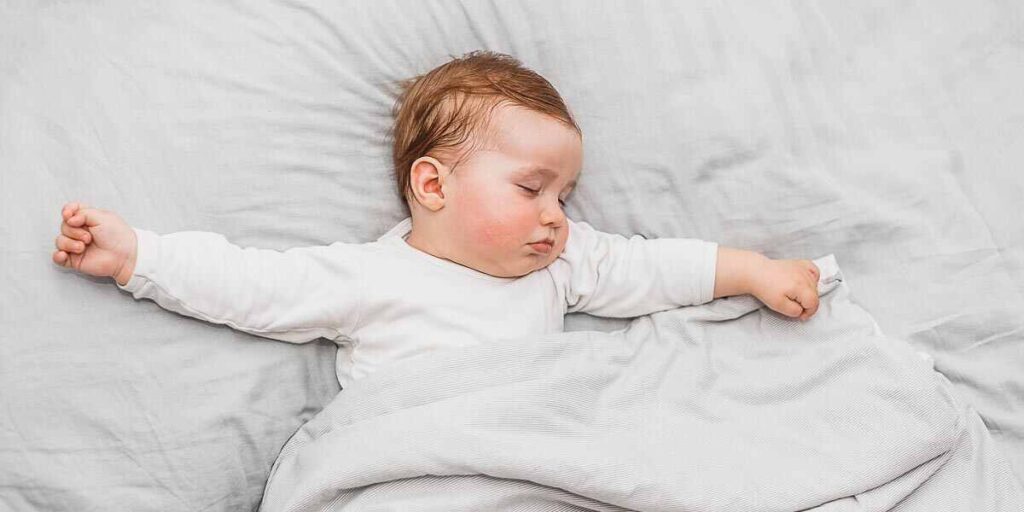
391,51,582,278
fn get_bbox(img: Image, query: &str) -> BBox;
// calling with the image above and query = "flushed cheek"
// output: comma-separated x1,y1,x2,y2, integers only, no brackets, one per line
481,218,533,253
475,222,510,249
461,204,520,251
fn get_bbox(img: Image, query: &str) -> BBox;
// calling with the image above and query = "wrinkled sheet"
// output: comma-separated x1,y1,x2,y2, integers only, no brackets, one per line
2,1,1023,510
259,257,1023,511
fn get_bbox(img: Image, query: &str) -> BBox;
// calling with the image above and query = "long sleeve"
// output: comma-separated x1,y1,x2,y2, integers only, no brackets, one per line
116,228,365,343
550,219,718,318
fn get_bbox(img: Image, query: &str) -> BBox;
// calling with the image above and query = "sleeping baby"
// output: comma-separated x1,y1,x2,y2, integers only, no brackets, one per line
51,51,821,389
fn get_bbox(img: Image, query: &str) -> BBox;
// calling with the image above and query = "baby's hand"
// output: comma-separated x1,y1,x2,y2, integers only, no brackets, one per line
750,258,820,321
52,202,138,285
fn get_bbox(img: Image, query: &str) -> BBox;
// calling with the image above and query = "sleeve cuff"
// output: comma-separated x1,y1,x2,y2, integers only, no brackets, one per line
698,241,719,304
115,227,160,293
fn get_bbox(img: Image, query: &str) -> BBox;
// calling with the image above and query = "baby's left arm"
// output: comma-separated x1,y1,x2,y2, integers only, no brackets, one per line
713,247,820,321
553,219,819,320
554,219,719,318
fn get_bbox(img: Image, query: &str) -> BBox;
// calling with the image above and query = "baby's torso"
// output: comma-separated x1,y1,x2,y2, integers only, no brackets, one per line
335,224,567,388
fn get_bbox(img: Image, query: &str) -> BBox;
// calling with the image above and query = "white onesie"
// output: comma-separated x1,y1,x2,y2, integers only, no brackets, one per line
117,217,718,389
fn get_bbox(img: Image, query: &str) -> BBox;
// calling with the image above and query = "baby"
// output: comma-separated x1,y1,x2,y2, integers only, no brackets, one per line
52,51,820,388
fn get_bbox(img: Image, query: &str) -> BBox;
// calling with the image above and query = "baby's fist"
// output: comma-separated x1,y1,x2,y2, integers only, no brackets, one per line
750,258,820,321
52,202,137,285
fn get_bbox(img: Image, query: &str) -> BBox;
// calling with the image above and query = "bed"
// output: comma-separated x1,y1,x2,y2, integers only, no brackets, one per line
2,1,1022,510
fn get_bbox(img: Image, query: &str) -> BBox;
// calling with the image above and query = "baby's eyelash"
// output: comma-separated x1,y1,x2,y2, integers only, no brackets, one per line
518,185,566,207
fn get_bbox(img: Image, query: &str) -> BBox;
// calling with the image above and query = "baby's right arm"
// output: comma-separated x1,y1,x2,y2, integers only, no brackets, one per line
52,202,364,343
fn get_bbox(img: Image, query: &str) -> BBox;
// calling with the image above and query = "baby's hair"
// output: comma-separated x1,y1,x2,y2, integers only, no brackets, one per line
390,50,581,205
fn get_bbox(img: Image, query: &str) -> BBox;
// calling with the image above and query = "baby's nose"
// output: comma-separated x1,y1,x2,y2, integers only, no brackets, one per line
540,207,565,226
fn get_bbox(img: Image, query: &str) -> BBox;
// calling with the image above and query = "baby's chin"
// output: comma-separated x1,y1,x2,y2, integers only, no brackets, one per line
473,259,541,279
467,247,563,278
518,251,562,276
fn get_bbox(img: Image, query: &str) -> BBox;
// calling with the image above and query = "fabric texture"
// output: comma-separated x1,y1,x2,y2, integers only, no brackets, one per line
116,218,716,388
258,256,1024,511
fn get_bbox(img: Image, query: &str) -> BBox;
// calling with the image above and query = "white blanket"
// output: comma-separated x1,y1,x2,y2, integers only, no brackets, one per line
259,257,1022,511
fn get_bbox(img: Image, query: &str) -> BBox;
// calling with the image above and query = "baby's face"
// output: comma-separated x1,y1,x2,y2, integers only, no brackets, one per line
440,105,582,278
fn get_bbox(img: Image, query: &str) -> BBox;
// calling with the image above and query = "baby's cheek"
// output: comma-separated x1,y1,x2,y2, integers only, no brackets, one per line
555,229,569,250
463,207,514,248
478,220,521,250
460,193,534,255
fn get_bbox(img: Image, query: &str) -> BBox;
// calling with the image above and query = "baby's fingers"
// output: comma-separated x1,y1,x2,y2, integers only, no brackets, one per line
796,285,820,321
52,249,78,269
61,221,92,244
62,202,89,220
55,234,86,254
806,261,820,281
775,294,805,318
66,207,101,228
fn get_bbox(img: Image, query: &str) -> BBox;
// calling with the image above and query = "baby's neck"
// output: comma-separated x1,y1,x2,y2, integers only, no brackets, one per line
405,224,447,261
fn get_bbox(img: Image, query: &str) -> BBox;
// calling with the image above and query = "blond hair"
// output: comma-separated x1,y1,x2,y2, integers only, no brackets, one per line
390,51,581,204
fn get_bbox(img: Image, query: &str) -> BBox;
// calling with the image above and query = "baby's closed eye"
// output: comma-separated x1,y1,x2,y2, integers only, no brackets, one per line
518,185,566,206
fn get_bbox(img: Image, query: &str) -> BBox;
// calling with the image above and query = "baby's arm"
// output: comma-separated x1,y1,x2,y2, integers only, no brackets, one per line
554,219,819,320
52,202,364,343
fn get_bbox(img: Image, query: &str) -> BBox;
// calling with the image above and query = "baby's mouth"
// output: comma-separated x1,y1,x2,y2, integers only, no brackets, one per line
528,240,553,254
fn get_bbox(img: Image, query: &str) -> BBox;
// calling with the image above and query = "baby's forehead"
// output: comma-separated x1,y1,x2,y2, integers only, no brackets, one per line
487,103,572,134
482,105,581,154
431,101,581,184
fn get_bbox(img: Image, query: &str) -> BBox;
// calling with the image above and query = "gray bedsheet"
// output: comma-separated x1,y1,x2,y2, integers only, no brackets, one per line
259,257,1023,511
2,1,1022,510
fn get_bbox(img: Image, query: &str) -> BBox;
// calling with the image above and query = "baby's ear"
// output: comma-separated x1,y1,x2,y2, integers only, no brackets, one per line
409,156,448,212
